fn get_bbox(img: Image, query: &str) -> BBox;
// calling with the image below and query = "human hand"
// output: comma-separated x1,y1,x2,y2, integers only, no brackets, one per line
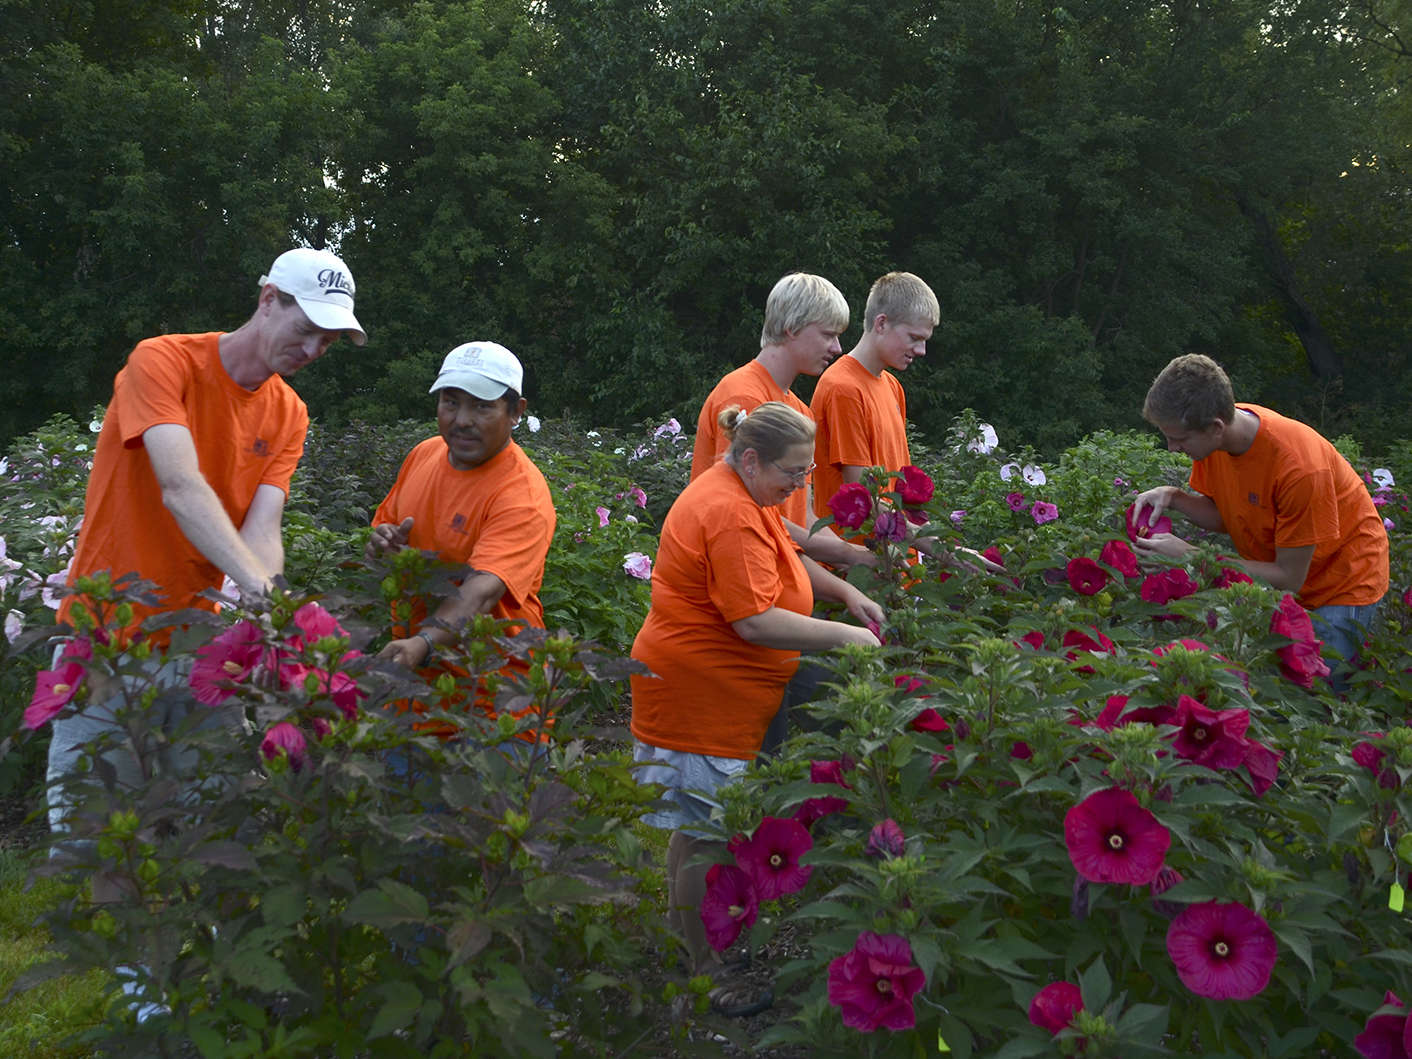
954,546,1005,575
1131,532,1195,560
366,516,415,560
843,587,885,628
376,635,431,666
1131,487,1176,534
840,622,884,648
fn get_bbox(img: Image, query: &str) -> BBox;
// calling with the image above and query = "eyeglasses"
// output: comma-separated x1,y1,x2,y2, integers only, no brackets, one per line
771,460,816,485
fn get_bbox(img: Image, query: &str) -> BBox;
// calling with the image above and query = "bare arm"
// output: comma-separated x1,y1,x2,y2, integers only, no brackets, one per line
783,517,876,568
240,484,289,579
143,423,278,596
1234,545,1315,593
801,554,885,625
841,465,866,485
732,605,881,651
1133,484,1227,533
377,569,508,665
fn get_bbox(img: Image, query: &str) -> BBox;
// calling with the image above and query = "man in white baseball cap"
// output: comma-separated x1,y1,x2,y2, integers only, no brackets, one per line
48,246,366,916
366,342,556,738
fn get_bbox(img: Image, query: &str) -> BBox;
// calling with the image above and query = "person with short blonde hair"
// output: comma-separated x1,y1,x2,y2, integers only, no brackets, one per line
1132,353,1388,684
811,271,937,516
690,272,867,568
633,399,882,1013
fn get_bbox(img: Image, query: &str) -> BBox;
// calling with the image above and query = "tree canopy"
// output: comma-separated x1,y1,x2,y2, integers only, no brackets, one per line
2,0,1409,453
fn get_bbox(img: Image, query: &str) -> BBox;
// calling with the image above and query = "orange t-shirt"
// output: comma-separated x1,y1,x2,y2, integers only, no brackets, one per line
810,354,910,520
1189,404,1388,608
61,333,308,645
689,360,813,528
373,438,556,727
630,461,812,759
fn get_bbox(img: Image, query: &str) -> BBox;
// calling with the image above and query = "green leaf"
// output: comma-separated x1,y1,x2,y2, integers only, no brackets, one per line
367,980,425,1039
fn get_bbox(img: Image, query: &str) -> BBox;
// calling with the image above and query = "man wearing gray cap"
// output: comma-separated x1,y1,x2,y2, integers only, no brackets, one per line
367,343,556,701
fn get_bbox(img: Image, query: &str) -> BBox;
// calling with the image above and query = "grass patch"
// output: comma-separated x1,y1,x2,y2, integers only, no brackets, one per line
0,848,109,1057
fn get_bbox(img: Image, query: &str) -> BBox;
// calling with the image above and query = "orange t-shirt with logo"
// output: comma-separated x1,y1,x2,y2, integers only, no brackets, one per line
61,333,308,645
690,360,813,528
1189,404,1388,608
373,438,556,728
810,354,910,520
630,461,812,760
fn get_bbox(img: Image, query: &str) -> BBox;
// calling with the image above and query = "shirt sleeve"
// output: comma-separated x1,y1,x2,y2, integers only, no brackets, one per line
1273,468,1340,549
702,514,787,624
818,383,874,468
260,404,308,495
114,340,192,446
465,487,554,608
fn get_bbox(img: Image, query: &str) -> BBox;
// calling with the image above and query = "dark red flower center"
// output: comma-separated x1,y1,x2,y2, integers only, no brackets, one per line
875,978,893,995
1106,831,1125,851
1213,939,1230,958
769,852,784,869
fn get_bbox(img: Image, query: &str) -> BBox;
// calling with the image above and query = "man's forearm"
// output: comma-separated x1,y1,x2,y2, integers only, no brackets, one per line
162,476,275,594
1169,489,1227,533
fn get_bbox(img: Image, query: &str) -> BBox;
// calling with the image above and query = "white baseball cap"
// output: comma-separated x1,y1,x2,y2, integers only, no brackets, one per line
429,342,524,400
259,248,366,346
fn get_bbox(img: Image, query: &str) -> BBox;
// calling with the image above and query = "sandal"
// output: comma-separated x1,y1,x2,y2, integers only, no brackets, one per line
708,979,774,1018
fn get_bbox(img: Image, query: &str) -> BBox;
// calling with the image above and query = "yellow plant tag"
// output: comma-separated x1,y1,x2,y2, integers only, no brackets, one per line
937,1031,951,1052
1391,882,1406,913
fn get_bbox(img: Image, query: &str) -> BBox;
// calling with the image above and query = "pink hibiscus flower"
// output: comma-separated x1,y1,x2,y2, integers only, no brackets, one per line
1064,787,1171,886
826,931,926,1032
1354,990,1409,1059
1066,557,1111,596
1031,501,1059,525
1028,980,1083,1035
290,602,346,650
1099,538,1140,578
24,658,87,730
865,819,906,859
260,722,307,769
896,465,934,506
1166,901,1277,1000
734,816,813,901
190,620,267,705
828,483,874,530
1168,695,1251,770
700,863,759,951
1125,502,1173,542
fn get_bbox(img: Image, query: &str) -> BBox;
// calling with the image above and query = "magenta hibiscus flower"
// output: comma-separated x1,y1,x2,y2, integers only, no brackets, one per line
1354,990,1409,1059
1099,538,1140,578
700,863,759,951
1238,739,1283,797
865,819,906,859
910,707,949,733
1028,980,1083,1034
1150,866,1185,919
1031,500,1059,525
289,601,346,650
1212,566,1254,588
895,673,931,695
1166,901,1277,1000
1064,787,1171,885
1005,491,1028,512
1169,695,1251,770
1066,557,1110,596
896,465,934,506
981,545,1006,568
190,620,267,705
24,658,87,730
734,816,813,900
828,483,873,530
1124,502,1173,542
260,721,307,769
811,758,854,788
1063,627,1114,674
826,931,926,1032
1140,568,1200,605
283,662,366,719
1353,735,1401,790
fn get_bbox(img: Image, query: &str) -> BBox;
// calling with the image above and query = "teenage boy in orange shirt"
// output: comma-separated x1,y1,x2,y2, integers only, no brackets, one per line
810,271,939,516
1132,353,1388,679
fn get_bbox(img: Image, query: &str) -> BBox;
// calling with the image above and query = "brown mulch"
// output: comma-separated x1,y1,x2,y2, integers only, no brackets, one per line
0,788,44,854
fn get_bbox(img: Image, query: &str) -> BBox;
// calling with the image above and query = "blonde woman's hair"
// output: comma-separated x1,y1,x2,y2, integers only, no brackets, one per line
760,272,849,347
1143,354,1236,429
719,401,816,464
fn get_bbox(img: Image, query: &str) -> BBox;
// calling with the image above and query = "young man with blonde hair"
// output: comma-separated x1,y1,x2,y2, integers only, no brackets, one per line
810,271,940,517
690,271,866,566
1132,353,1388,679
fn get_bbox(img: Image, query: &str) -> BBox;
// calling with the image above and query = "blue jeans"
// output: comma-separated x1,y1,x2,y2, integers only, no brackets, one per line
1311,597,1384,692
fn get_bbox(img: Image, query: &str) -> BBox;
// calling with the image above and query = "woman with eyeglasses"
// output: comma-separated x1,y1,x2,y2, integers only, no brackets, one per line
630,400,883,1014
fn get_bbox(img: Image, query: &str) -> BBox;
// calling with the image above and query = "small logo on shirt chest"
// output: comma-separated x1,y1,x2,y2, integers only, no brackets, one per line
1247,492,1260,506
449,513,468,533
249,438,270,457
